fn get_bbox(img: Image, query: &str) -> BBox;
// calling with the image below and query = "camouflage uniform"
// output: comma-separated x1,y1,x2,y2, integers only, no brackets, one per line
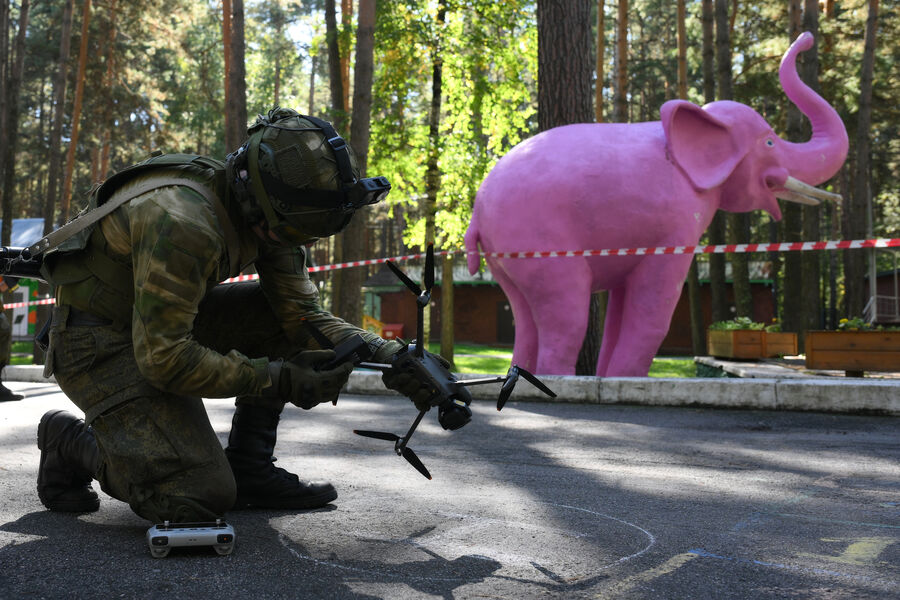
44,160,396,522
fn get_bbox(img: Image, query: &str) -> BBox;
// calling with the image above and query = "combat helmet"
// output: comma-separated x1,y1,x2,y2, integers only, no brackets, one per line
225,107,391,244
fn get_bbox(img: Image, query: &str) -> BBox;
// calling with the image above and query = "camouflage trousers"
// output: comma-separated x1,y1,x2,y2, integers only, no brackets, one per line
48,282,297,523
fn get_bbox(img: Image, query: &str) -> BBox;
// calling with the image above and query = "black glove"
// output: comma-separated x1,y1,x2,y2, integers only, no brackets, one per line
266,349,354,409
381,350,451,412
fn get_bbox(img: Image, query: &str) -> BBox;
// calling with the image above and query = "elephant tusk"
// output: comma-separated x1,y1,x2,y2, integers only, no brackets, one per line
775,189,821,206
776,176,843,206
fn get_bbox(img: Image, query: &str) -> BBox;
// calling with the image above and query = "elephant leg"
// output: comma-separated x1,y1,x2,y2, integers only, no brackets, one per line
489,261,538,372
604,256,692,377
595,288,625,377
499,258,592,375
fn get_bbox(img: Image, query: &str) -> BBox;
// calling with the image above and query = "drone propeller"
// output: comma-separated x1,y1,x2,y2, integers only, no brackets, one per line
455,364,557,411
353,430,400,442
518,367,557,399
496,365,556,410
497,366,519,411
387,244,435,359
353,410,433,479
386,260,422,297
400,447,432,480
423,244,434,294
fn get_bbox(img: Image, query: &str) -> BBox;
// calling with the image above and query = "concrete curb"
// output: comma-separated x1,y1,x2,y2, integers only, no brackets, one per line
8,365,898,416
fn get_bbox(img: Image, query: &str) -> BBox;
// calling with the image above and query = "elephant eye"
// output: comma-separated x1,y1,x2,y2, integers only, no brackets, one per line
765,139,775,147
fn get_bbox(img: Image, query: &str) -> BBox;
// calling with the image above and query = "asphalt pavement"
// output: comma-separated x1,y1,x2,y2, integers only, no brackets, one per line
1,381,898,599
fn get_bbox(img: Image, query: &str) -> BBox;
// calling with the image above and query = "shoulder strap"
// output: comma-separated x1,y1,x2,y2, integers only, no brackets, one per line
29,177,242,277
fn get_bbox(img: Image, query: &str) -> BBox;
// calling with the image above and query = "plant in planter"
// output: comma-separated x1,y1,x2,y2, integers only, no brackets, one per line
806,318,900,376
707,318,765,359
707,318,798,359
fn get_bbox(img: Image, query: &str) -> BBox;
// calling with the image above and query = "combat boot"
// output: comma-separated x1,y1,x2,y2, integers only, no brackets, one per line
37,410,100,512
225,403,337,509
0,363,23,402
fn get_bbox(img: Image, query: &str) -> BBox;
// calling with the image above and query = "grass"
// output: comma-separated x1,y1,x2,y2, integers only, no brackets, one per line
428,342,514,375
430,342,697,377
10,341,34,365
647,357,697,378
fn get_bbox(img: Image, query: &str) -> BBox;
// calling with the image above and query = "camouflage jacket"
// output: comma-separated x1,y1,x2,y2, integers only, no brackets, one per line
53,161,395,399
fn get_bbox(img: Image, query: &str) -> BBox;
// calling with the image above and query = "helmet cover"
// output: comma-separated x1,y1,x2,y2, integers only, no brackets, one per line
230,107,390,244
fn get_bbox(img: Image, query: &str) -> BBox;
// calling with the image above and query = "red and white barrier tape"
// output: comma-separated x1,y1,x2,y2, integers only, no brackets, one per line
475,237,900,260
4,298,56,310
5,238,898,309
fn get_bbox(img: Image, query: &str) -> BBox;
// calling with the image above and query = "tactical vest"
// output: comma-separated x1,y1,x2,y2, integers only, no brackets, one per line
43,154,241,329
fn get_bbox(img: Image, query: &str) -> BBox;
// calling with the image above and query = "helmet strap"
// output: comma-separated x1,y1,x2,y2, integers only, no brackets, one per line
245,128,286,230
303,115,356,188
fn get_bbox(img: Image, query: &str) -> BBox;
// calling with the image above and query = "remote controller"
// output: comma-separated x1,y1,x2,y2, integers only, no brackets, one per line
146,519,235,557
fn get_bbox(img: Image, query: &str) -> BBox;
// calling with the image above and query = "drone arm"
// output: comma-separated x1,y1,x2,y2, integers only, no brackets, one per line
398,409,428,451
358,361,392,371
457,376,506,386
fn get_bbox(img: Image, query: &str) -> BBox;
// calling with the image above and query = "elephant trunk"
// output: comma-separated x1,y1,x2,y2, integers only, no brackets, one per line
778,31,849,186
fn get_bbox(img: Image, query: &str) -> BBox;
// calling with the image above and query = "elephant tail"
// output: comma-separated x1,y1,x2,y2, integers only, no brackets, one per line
464,214,481,275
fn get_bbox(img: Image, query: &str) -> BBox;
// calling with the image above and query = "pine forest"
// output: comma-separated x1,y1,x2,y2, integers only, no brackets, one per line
0,0,897,352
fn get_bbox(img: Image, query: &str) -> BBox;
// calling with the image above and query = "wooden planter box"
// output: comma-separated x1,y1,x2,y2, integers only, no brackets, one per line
805,330,900,373
707,329,764,359
762,332,798,357
707,330,799,359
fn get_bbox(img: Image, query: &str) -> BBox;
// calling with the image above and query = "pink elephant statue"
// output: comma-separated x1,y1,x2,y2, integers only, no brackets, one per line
464,32,848,377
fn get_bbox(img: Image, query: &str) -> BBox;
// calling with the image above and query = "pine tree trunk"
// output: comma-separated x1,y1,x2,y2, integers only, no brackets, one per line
847,0,879,319
43,0,75,235
783,1,804,336
324,0,346,132
799,0,822,342
324,0,346,313
0,0,9,162
716,0,751,320
677,0,704,353
99,0,117,181
61,0,92,223
271,1,286,107
422,1,446,346
340,0,352,113
308,53,317,114
595,1,604,123
223,0,231,138
335,0,376,328
701,0,715,103
703,0,726,323
1,0,30,246
37,0,75,366
537,0,596,374
612,0,628,124
225,0,247,152
440,252,454,368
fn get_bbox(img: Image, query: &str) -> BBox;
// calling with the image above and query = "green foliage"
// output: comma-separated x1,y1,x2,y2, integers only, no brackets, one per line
835,317,899,332
837,316,873,331
709,317,766,331
369,0,537,251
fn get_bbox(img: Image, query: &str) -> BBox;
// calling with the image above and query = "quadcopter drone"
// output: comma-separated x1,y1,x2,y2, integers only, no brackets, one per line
308,244,556,479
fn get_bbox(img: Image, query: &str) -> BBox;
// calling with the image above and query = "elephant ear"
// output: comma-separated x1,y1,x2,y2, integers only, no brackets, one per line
661,100,747,191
